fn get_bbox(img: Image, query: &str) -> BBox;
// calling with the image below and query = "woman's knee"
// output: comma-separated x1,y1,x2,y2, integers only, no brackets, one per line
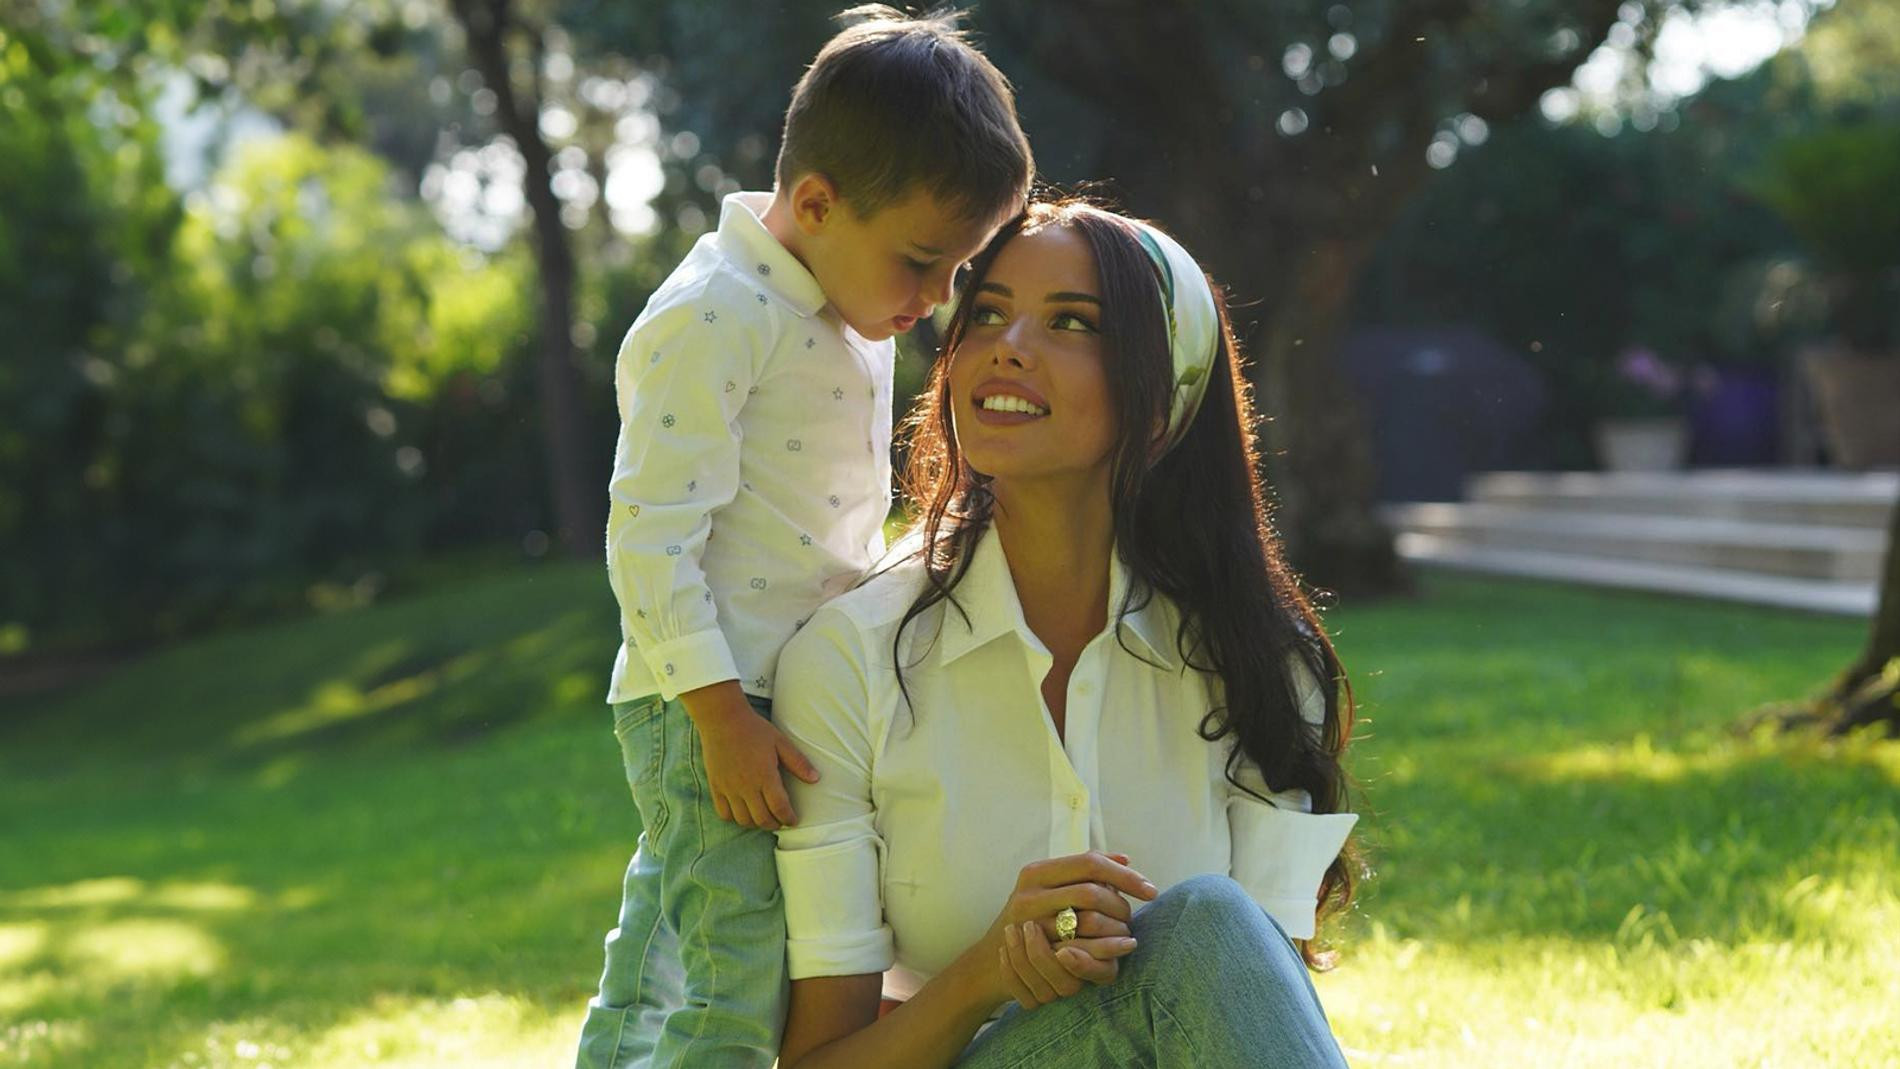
1131,874,1303,978
1135,873,1255,932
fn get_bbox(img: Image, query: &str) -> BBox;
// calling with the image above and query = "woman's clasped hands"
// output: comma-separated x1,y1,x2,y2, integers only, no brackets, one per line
984,850,1159,1010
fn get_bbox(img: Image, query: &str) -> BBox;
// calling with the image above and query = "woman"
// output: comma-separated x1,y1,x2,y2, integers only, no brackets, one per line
770,198,1360,1067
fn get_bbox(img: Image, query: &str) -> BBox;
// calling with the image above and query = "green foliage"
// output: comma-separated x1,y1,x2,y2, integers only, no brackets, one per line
1,567,1892,1066
1750,121,1900,351
0,118,537,648
1753,123,1900,278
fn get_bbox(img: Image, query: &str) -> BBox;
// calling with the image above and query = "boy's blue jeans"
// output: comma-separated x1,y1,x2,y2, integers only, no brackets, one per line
575,693,787,1069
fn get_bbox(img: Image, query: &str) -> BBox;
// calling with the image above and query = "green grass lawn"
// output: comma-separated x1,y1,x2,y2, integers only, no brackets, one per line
2,564,1895,1068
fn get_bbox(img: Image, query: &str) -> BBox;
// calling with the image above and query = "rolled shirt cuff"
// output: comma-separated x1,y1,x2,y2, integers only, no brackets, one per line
638,627,739,700
1227,799,1358,940
777,836,895,979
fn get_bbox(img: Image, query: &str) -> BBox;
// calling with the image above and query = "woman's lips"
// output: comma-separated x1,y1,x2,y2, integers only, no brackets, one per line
891,314,919,333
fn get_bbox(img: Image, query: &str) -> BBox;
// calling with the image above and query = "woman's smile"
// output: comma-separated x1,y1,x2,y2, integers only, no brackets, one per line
971,378,1051,424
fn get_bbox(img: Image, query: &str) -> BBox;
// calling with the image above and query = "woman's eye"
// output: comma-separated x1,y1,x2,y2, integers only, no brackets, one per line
971,305,1006,326
905,257,933,273
1051,312,1098,333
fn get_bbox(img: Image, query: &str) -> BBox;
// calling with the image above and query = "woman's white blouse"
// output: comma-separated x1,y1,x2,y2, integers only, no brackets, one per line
772,527,1358,1000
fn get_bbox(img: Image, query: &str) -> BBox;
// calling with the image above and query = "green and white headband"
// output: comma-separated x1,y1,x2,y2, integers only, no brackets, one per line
1130,220,1218,456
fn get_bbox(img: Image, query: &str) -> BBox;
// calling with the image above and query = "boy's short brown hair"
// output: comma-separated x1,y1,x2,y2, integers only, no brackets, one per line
776,5,1034,224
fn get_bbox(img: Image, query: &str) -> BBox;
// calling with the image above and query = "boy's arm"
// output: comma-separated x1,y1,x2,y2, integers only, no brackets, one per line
606,300,817,827
681,679,819,829
605,300,752,700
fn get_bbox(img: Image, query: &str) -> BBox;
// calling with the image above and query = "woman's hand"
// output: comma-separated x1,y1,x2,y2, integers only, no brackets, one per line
979,850,1158,1011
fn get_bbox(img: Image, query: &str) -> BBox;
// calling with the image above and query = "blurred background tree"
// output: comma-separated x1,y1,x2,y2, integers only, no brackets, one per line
4,0,1895,668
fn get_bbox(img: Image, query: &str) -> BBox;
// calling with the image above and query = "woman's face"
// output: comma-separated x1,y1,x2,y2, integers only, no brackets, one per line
948,224,1118,489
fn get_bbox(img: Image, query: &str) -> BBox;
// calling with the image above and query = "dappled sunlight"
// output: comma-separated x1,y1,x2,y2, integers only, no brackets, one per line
0,879,260,1018
234,667,460,748
0,876,143,909
228,607,609,755
1508,730,1900,789
297,992,578,1069
1319,920,1900,1068
1510,733,1751,784
1772,870,1900,944
0,1017,88,1066
0,917,222,1025
64,917,224,983
553,670,596,706
153,881,261,912
0,968,61,1017
0,922,47,968
0,877,260,913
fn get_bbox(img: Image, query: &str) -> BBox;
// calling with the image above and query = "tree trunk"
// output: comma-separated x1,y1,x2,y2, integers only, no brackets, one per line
1252,238,1408,596
1823,495,1900,734
452,0,600,558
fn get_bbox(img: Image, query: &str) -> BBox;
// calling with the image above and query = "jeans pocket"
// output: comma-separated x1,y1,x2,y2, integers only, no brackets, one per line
611,696,666,788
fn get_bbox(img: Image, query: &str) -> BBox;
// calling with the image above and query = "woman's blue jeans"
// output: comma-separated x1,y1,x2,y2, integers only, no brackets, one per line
955,873,1350,1068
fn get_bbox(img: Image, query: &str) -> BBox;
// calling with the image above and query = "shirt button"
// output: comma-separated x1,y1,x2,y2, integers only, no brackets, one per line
1069,796,1082,810
1076,681,1093,695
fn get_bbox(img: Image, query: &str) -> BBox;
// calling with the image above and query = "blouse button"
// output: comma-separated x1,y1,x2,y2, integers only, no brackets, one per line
1068,795,1082,810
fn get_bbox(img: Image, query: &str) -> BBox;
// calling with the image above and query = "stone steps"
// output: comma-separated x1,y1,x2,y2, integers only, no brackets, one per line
1384,470,1896,616
1467,470,1899,528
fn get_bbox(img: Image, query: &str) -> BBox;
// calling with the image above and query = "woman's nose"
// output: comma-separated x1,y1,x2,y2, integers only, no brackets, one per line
992,323,1033,367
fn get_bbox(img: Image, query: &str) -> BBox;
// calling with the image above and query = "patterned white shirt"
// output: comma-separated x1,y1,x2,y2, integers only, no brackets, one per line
772,525,1358,1001
605,191,894,703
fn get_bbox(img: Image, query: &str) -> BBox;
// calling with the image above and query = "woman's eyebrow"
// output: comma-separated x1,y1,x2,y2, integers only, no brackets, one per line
1046,291,1101,305
977,281,1013,297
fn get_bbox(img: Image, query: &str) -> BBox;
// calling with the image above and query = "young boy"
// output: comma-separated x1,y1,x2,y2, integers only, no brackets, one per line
575,8,1034,1068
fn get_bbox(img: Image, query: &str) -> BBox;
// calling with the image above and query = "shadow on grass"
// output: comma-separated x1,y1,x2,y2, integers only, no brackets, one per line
0,714,640,1068
0,561,621,771
0,560,637,1067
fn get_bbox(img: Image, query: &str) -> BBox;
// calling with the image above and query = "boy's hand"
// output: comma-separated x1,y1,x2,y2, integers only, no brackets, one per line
680,680,820,830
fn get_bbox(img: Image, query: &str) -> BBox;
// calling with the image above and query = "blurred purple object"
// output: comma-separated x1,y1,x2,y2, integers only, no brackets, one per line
1617,346,1683,399
1689,366,1781,465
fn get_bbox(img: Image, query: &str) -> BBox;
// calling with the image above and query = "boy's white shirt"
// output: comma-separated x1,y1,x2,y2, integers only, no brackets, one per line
605,191,894,703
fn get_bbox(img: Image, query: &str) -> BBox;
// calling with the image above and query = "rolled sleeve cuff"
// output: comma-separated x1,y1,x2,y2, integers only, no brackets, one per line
786,926,896,980
1227,800,1357,940
777,837,894,979
638,628,739,700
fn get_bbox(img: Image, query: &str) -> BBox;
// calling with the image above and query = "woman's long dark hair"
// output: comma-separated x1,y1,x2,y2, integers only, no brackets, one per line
893,198,1359,966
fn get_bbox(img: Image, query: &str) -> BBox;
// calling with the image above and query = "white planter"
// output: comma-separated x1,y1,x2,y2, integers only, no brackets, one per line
1595,417,1689,472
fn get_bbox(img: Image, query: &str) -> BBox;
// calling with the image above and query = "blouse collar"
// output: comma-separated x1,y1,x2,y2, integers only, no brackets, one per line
937,524,1180,671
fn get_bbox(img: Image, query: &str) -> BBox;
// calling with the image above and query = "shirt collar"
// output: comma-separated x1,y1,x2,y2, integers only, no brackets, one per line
715,191,827,318
938,524,1180,671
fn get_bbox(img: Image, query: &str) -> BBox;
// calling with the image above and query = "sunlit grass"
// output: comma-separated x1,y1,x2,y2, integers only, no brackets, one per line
1,565,1893,1066
1315,575,1898,1068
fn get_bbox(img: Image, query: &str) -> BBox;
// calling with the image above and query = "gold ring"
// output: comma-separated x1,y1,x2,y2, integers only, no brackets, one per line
1054,907,1078,942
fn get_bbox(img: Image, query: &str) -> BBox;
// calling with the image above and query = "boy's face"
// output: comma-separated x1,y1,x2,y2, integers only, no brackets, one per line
803,186,1008,342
